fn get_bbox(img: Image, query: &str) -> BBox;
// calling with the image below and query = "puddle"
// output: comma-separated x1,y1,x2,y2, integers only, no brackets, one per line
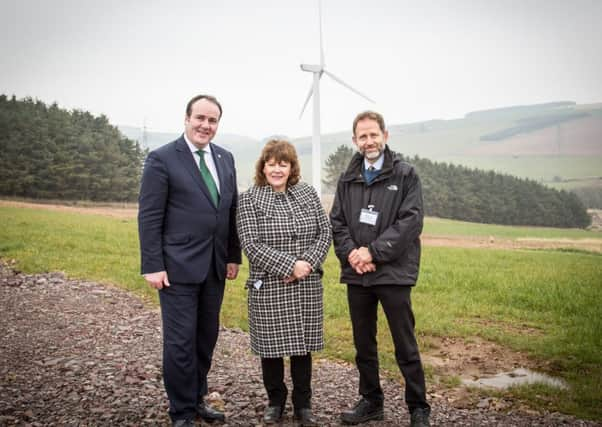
462,368,568,390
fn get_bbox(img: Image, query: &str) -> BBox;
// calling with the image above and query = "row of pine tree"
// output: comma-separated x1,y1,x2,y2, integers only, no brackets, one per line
0,95,145,202
322,145,591,228
0,95,591,228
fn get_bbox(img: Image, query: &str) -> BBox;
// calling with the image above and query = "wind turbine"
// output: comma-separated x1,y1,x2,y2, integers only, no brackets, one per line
299,0,375,199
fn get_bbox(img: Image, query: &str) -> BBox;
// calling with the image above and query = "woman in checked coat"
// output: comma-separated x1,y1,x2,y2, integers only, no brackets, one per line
237,139,332,426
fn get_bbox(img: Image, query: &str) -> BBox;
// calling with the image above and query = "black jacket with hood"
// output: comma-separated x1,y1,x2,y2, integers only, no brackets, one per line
330,145,424,286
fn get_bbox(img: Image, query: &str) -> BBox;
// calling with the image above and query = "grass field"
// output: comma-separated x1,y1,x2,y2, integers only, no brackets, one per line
1,205,601,420
424,217,602,239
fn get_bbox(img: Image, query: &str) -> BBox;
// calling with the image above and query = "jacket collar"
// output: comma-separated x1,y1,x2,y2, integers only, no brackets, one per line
342,145,398,183
251,182,302,199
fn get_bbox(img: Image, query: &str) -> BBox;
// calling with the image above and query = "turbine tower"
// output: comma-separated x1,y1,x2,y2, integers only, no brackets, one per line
300,0,375,199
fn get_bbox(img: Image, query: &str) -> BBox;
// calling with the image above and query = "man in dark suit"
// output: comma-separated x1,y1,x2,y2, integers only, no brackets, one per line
138,94,241,427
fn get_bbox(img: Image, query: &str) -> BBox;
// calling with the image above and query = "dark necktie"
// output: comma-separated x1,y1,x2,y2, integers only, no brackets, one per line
197,150,219,207
365,165,377,184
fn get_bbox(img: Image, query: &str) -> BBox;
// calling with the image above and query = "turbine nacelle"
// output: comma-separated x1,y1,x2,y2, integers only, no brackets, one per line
300,64,323,73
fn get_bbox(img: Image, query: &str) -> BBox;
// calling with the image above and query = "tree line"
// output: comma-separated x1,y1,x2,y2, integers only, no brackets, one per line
0,95,145,202
571,186,602,210
323,145,591,228
0,96,591,228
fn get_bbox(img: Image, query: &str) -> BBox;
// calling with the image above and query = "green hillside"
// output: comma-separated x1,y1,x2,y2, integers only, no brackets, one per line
120,101,602,211
291,101,602,208
120,101,602,191
297,102,602,183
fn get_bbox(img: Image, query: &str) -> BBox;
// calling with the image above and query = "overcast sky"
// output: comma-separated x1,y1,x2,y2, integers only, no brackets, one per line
1,0,601,139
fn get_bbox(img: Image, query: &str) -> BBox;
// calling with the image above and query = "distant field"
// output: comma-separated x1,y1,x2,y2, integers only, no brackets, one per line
442,155,602,183
424,216,602,240
467,116,602,157
319,108,602,186
1,204,601,420
472,117,602,156
3,199,601,249
550,177,602,191
386,120,505,159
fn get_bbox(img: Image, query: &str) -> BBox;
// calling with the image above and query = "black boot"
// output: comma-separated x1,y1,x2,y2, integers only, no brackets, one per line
410,407,430,427
263,405,285,424
197,400,225,423
340,398,384,425
294,408,318,426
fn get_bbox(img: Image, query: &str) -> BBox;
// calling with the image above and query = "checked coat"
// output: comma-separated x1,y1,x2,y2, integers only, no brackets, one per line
237,182,332,358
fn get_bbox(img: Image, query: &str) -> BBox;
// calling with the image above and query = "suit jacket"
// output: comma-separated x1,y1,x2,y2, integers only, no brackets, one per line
138,136,241,283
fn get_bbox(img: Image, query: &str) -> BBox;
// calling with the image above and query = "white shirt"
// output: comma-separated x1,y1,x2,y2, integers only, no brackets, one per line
183,134,221,193
364,152,385,171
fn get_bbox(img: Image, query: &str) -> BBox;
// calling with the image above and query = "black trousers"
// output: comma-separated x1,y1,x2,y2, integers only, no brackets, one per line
159,266,225,421
347,284,429,412
261,353,312,410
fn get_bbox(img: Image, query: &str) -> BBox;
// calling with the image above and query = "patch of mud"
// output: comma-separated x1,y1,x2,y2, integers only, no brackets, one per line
422,336,539,381
420,335,570,412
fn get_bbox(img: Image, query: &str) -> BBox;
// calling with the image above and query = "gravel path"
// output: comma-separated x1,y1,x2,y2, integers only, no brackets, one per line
1,262,598,426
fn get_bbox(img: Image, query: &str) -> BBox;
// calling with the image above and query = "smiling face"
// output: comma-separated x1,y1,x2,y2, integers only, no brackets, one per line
263,158,291,192
184,98,221,149
353,118,388,163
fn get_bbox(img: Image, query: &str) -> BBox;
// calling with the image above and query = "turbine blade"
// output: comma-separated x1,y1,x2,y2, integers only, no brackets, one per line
299,83,314,118
323,70,375,103
319,0,325,67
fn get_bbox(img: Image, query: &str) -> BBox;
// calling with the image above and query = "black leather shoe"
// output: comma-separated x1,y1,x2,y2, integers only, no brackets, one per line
294,408,318,426
410,407,430,427
197,401,225,423
263,405,284,424
172,419,195,427
340,398,384,425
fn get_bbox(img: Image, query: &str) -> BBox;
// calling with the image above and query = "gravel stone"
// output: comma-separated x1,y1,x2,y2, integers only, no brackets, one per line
1,261,599,426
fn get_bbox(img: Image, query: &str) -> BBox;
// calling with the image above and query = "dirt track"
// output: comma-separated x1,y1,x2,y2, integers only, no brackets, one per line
2,200,601,253
0,200,138,219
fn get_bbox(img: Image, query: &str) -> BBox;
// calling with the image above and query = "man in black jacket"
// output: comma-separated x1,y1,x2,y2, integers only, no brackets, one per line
330,111,430,427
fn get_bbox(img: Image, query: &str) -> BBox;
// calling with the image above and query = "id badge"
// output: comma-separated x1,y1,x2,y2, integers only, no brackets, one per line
359,205,379,226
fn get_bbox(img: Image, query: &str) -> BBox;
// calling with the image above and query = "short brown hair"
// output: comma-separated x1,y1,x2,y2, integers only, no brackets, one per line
353,110,386,135
186,94,223,119
254,139,301,187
